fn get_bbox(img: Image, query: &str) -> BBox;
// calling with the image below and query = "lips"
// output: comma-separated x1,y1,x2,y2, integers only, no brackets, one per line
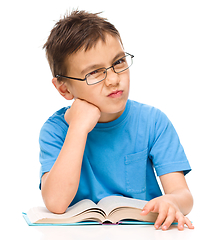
107,90,123,98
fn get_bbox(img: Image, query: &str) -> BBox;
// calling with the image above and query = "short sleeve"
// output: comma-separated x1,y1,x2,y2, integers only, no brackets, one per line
39,108,69,189
149,109,191,177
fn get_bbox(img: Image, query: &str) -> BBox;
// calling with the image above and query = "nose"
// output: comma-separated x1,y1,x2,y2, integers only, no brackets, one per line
104,67,120,87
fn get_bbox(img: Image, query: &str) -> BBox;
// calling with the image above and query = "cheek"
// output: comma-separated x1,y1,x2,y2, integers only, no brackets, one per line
71,83,101,107
68,82,88,99
124,70,130,85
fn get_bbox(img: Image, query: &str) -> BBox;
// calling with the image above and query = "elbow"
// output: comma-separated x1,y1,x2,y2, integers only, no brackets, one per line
41,189,70,214
40,174,75,214
44,198,68,214
49,207,67,215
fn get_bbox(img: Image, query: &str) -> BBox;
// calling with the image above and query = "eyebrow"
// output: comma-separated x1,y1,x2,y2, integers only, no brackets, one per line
81,51,125,76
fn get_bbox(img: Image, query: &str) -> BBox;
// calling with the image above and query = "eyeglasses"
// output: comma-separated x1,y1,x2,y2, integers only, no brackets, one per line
56,53,134,85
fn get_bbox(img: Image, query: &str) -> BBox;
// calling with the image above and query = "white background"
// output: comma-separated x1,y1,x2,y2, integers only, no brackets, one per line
0,0,211,237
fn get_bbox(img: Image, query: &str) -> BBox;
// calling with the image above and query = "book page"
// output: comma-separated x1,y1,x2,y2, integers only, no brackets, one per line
28,199,99,223
97,196,148,216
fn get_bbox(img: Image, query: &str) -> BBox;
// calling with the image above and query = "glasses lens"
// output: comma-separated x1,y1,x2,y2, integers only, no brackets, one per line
113,55,133,73
86,68,106,85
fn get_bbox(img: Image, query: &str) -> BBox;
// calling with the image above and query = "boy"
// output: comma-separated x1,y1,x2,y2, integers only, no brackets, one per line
40,10,194,231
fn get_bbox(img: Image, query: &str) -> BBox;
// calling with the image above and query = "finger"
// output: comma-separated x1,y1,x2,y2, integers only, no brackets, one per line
185,217,194,229
175,212,194,231
140,200,156,216
176,213,185,231
161,207,176,231
154,208,168,229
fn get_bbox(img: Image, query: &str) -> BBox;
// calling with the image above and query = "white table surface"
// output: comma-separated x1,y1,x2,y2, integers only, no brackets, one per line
2,211,209,240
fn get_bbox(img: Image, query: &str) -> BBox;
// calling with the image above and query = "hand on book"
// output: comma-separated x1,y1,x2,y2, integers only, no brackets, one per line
140,195,194,231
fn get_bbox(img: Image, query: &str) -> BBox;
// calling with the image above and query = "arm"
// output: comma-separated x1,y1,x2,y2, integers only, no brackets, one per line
141,171,194,231
41,99,101,214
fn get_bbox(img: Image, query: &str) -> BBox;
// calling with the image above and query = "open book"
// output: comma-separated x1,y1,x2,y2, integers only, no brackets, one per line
24,196,158,225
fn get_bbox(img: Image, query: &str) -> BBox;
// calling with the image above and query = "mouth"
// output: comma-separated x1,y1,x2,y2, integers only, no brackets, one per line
107,90,124,98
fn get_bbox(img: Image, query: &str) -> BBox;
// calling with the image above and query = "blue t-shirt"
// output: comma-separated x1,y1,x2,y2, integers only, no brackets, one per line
39,100,191,206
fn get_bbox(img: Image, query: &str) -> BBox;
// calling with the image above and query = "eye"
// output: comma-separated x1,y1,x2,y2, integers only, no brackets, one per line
114,59,123,66
113,57,126,66
89,70,98,76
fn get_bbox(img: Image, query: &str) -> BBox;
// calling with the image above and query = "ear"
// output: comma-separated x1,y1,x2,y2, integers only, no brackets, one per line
52,78,74,100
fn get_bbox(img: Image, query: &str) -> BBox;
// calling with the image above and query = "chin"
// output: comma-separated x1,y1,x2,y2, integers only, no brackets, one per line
101,100,127,115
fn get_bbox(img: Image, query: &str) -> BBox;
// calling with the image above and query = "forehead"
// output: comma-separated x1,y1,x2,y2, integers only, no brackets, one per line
66,34,124,75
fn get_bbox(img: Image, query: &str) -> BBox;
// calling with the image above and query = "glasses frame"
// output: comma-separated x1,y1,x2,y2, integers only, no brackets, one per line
55,52,134,85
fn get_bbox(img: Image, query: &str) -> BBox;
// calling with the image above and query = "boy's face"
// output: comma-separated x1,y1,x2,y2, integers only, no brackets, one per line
58,34,130,123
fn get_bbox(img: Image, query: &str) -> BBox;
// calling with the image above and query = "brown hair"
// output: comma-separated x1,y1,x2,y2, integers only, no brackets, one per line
43,10,122,79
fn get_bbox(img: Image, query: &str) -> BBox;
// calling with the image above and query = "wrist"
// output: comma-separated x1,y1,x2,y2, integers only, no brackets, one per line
67,124,89,137
164,189,193,215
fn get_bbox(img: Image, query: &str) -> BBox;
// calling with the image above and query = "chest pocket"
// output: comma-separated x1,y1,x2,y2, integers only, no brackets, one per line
124,148,148,193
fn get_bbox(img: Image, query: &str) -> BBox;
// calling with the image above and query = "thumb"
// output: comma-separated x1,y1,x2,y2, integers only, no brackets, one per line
140,200,155,216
